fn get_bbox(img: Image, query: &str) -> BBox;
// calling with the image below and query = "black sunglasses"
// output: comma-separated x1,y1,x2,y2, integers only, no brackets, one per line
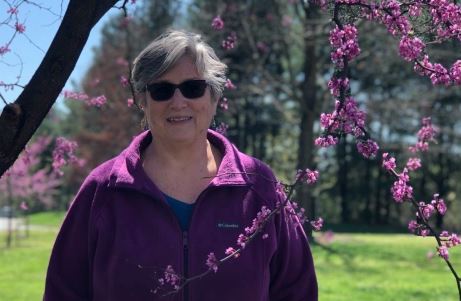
145,79,208,102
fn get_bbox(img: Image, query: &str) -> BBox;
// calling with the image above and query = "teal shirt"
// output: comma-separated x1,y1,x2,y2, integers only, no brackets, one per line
163,193,195,231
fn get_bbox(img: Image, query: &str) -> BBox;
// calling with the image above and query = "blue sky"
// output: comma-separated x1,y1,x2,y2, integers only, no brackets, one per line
0,0,128,110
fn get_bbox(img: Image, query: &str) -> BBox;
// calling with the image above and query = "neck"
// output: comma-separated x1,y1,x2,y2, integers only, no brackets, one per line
143,133,219,174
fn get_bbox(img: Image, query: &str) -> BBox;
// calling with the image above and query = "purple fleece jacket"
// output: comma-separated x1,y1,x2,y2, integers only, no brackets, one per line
43,130,317,301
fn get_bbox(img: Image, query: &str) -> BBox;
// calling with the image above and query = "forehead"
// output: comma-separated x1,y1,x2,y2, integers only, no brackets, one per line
155,56,202,83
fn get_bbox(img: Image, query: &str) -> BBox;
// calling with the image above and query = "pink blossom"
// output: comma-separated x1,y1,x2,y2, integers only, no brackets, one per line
430,63,451,85
408,220,418,233
450,60,461,85
409,3,422,16
20,201,28,211
237,233,248,249
120,75,129,87
450,234,461,246
262,233,269,239
399,36,425,61
356,139,379,159
437,245,449,260
382,153,396,170
127,98,134,107
206,252,219,273
0,44,10,56
420,202,435,219
62,90,89,101
225,79,236,90
87,95,107,107
315,135,338,147
162,265,180,290
225,247,240,258
310,217,324,231
15,22,26,33
222,32,237,50
219,97,228,110
296,168,319,184
327,77,350,97
211,16,224,30
379,0,411,35
420,229,430,237
329,25,361,67
7,7,18,14
436,199,447,215
414,55,433,77
406,157,421,171
391,169,413,202
52,137,83,176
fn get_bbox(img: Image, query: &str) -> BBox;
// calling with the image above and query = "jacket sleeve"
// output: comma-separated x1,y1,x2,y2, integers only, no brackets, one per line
43,176,98,301
269,196,318,301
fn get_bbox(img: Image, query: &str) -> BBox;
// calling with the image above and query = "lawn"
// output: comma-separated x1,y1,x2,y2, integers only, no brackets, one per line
313,233,461,301
0,212,460,300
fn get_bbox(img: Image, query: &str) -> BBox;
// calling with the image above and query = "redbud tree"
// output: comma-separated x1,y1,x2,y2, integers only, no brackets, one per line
0,0,137,178
309,0,461,297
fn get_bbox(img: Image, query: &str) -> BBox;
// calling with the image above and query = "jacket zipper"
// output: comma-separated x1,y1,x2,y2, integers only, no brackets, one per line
183,231,189,301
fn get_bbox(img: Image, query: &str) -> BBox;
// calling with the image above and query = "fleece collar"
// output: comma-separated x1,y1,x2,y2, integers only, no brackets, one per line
108,130,251,192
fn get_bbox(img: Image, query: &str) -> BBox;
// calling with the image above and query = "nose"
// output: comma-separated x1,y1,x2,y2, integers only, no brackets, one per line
169,87,188,109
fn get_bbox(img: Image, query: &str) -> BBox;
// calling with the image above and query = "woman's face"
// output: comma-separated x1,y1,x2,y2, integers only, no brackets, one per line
144,56,217,146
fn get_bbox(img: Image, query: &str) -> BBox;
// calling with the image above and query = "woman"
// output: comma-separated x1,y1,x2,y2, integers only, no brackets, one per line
44,30,317,301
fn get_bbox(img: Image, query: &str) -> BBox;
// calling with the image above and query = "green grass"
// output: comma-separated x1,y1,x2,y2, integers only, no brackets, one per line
27,211,65,227
313,233,461,301
0,212,460,300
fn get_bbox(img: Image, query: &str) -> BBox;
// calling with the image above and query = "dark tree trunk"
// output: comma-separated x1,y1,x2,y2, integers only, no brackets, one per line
296,6,321,228
338,139,350,223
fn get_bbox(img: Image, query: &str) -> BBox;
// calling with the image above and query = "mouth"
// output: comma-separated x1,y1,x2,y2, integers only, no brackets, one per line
166,116,193,123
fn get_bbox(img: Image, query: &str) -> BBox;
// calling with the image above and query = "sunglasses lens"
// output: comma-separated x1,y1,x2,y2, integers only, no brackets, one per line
148,83,175,101
146,80,207,101
179,80,207,99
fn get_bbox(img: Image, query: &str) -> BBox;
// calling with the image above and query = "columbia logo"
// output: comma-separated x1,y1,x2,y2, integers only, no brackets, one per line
217,223,239,229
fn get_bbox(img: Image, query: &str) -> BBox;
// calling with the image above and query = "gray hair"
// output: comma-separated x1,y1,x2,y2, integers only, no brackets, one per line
132,30,228,101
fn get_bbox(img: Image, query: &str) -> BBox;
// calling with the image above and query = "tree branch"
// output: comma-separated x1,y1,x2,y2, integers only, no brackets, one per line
0,0,119,178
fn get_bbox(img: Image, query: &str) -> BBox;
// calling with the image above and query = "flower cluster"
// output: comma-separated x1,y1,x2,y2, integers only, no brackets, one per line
327,77,350,97
356,139,379,159
409,117,437,153
219,97,228,110
157,265,181,291
329,25,361,67
62,90,107,107
52,137,84,176
205,252,219,273
382,153,396,171
222,32,237,50
399,36,425,61
406,157,421,171
390,168,413,203
295,168,319,184
225,78,236,90
319,97,366,137
310,217,324,231
211,16,224,30
237,206,272,249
